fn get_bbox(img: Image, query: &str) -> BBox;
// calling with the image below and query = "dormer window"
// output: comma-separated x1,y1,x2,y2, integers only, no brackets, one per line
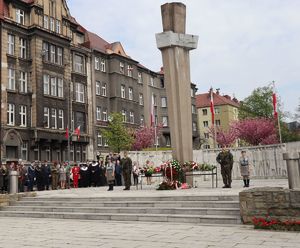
16,9,25,25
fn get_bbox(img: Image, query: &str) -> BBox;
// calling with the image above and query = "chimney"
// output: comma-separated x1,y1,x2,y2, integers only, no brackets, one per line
216,88,220,95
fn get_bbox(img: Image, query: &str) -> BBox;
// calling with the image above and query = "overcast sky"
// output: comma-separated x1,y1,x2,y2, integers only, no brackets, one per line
67,0,300,120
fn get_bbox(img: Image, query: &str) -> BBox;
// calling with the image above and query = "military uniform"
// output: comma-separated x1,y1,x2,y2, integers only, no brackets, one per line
216,149,234,188
121,156,132,190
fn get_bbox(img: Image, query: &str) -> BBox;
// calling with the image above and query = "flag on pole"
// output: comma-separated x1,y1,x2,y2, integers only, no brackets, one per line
272,84,278,119
74,126,80,140
150,94,155,127
65,126,69,139
210,88,215,125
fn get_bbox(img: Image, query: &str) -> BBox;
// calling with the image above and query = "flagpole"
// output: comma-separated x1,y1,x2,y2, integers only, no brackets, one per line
273,81,282,144
277,112,282,144
154,123,158,152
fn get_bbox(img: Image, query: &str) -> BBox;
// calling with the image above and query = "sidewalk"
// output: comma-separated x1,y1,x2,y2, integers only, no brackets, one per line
0,179,298,248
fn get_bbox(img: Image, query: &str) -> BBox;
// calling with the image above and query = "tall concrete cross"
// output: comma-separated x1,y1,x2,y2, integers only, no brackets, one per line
156,3,198,167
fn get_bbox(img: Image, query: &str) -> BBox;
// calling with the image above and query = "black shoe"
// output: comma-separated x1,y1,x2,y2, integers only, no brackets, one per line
222,185,228,188
123,188,130,190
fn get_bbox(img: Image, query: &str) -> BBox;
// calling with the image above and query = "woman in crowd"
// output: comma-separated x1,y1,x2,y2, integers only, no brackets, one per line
132,162,139,186
105,158,115,191
239,150,250,187
59,163,67,189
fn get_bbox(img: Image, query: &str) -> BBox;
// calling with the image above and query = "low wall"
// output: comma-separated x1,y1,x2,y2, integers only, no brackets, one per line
0,192,36,207
239,187,300,224
129,142,300,180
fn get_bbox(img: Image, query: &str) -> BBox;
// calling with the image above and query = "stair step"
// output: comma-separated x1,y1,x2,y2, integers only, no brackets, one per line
0,211,241,224
2,206,240,216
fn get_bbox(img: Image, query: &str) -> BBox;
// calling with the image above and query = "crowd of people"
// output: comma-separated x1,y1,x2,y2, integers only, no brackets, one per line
0,151,136,194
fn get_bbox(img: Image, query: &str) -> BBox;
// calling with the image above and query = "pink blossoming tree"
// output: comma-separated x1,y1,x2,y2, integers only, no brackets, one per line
132,125,162,151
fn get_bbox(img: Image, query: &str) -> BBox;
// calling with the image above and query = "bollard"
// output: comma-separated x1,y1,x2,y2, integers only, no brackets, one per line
283,152,300,189
9,171,19,194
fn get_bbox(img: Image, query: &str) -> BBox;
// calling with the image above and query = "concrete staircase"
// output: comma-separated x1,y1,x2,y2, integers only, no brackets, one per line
0,195,241,224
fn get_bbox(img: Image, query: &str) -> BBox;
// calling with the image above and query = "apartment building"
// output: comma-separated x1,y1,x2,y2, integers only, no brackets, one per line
0,0,198,162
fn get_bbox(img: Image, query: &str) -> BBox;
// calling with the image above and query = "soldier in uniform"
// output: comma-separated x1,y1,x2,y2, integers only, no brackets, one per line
121,151,132,190
216,146,234,188
51,162,59,190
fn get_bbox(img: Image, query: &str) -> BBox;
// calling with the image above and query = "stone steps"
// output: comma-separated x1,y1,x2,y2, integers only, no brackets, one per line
0,194,241,225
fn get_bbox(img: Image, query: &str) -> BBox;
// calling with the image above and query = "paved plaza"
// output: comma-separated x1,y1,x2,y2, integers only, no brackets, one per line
0,179,299,248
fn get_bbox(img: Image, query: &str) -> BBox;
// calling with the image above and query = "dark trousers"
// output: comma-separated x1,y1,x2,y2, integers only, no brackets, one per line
221,164,233,187
115,173,122,186
123,171,131,189
133,174,138,186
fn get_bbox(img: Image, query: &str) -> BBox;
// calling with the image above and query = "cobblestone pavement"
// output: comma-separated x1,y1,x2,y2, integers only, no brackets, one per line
0,217,299,248
0,179,299,248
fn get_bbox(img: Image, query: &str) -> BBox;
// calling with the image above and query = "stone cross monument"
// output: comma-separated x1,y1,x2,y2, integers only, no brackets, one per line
156,3,198,173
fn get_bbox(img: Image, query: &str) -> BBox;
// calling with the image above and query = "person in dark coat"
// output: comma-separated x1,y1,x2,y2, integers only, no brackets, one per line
99,160,106,186
79,163,89,187
35,163,45,191
115,159,122,186
18,163,27,192
44,163,51,190
27,163,36,191
0,164,8,193
51,162,59,190
216,146,234,188
89,161,100,187
121,151,132,190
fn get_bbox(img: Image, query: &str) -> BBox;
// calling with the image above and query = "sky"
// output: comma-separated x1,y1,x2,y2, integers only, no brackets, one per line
67,0,300,120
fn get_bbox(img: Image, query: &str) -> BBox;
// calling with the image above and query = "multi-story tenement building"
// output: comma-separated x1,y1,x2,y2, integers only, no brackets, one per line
196,89,239,149
0,0,198,163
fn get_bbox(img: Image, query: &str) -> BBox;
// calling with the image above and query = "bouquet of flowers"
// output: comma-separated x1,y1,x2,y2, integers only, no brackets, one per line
252,216,300,231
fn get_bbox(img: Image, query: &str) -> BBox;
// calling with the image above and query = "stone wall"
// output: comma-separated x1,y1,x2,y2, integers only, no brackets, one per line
0,192,36,207
239,187,300,224
129,141,300,180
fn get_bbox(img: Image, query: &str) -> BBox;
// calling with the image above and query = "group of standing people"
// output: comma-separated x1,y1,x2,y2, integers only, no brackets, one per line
216,147,251,188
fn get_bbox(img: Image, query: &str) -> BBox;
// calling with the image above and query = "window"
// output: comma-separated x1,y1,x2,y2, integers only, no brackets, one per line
121,110,127,122
161,97,167,107
43,15,49,29
140,115,144,126
121,85,125,98
96,81,101,95
191,88,194,97
127,65,133,77
104,138,108,147
57,47,63,65
204,145,210,149
100,58,106,72
19,71,27,93
120,62,124,74
162,116,168,127
166,136,171,147
75,83,85,103
58,109,64,129
8,68,15,90
95,57,99,70
192,105,196,114
203,121,208,127
44,107,49,128
139,93,143,105
16,9,25,25
51,108,57,129
50,77,57,96
215,120,221,126
43,74,50,95
202,109,208,115
42,42,49,61
153,95,157,106
7,103,15,126
50,17,55,32
214,107,220,114
128,87,133,100
21,142,28,161
56,20,61,34
20,105,27,127
19,38,27,59
129,111,134,124
103,109,108,121
96,107,101,121
204,133,209,139
75,111,86,133
101,83,107,96
7,34,15,55
50,45,56,63
74,54,84,73
193,122,197,131
138,72,142,84
57,78,63,98
150,77,154,86
97,132,103,147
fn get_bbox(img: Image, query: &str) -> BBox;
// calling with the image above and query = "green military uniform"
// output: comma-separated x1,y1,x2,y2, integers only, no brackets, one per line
121,156,132,190
51,163,59,190
216,149,234,188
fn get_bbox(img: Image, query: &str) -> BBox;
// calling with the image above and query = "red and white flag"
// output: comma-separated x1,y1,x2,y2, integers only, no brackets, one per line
65,126,69,139
272,83,278,119
150,94,155,127
74,126,80,140
210,89,215,125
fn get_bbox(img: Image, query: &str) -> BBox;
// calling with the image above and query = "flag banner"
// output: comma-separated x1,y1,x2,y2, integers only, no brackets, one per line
65,126,69,139
272,92,278,119
210,89,215,125
74,126,80,140
150,94,155,127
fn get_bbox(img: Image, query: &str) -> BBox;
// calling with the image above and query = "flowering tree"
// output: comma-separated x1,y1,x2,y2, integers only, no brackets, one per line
232,118,278,145
132,125,162,151
209,126,238,147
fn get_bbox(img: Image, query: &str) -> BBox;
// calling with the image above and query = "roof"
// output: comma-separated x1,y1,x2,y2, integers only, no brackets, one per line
83,31,110,53
196,92,240,108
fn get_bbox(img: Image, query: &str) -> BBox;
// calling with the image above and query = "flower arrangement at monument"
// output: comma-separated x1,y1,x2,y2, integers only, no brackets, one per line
252,216,300,231
144,166,154,177
183,161,216,172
